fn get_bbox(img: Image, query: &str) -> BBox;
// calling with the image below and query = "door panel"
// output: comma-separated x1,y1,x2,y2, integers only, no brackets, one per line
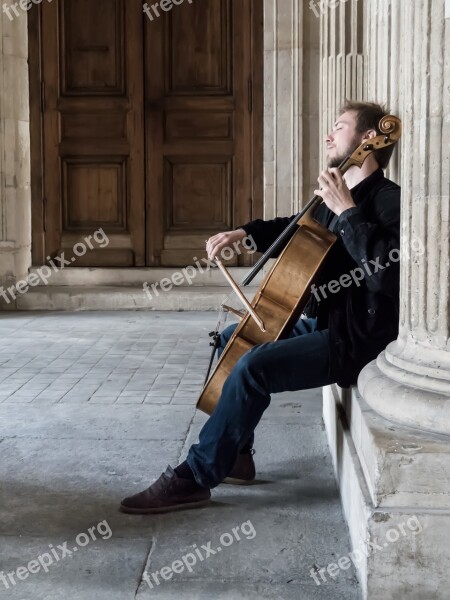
62,0,125,94
145,0,256,266
35,0,262,267
41,0,145,266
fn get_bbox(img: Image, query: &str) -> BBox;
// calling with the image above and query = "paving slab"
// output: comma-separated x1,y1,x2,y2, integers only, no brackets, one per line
0,404,195,440
136,581,360,599
0,536,150,600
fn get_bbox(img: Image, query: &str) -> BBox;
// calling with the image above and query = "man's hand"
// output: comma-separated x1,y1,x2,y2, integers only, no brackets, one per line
206,228,247,261
314,168,356,216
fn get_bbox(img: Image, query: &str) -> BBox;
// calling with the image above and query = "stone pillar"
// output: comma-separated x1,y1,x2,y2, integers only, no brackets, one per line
364,0,401,183
320,0,365,168
359,0,450,435
323,1,450,599
263,0,320,218
0,10,32,296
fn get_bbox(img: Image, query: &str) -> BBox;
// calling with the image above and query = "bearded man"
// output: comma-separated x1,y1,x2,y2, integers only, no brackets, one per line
120,101,401,514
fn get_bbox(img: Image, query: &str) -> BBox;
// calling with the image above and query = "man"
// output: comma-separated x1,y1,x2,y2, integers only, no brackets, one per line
120,101,401,514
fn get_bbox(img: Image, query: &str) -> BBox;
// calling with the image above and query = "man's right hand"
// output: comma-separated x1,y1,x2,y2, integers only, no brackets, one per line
206,228,247,261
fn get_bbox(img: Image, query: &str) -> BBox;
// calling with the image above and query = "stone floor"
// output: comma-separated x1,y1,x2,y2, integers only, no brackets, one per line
0,311,361,599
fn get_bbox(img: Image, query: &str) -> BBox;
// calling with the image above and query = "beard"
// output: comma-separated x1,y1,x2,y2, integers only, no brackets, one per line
327,136,361,168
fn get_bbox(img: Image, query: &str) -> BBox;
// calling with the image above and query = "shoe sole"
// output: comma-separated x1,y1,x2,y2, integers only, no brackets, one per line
119,498,211,515
222,476,256,486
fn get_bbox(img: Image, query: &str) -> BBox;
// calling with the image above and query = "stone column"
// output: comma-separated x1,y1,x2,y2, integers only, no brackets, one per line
263,0,320,218
358,0,450,436
322,2,450,599
0,10,32,295
364,0,401,183
320,0,365,168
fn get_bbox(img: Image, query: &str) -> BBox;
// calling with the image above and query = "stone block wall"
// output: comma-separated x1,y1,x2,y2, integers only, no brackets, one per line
0,10,31,290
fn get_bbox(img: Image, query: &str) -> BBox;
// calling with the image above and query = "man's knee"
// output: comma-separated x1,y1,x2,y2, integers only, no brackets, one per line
234,346,270,386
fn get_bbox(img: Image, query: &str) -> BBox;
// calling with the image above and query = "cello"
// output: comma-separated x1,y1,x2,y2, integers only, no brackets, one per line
197,115,402,415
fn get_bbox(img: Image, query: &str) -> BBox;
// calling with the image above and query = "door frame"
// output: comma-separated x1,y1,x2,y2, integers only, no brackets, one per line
28,0,263,267
250,0,264,226
29,6,45,265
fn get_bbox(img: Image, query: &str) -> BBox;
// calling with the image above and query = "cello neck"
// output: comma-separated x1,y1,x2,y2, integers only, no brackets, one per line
241,155,352,287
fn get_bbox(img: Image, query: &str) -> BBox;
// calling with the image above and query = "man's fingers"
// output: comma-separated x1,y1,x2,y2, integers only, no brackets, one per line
209,237,235,261
319,169,341,190
206,234,224,258
328,167,343,184
318,173,330,188
207,238,225,261
206,230,246,260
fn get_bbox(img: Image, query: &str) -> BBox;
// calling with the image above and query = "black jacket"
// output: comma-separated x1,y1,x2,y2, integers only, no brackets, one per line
240,168,401,387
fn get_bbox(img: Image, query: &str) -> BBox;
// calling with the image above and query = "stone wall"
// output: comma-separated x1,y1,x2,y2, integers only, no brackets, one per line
0,10,31,291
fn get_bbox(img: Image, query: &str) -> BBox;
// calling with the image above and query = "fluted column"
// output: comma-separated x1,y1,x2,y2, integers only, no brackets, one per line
320,0,365,168
364,0,401,183
263,0,321,218
359,0,450,435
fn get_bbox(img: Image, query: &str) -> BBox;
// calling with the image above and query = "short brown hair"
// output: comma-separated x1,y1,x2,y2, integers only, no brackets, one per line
339,100,394,169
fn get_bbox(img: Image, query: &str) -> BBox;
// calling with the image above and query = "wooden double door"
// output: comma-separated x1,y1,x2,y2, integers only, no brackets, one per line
32,0,262,267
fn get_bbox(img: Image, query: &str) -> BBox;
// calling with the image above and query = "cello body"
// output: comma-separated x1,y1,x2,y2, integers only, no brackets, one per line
196,206,336,415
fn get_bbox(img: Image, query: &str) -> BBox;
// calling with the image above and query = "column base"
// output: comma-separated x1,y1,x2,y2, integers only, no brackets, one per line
323,383,450,600
358,341,450,436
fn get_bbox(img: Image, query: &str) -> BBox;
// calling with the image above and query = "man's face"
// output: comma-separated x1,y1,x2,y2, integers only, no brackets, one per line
325,111,365,168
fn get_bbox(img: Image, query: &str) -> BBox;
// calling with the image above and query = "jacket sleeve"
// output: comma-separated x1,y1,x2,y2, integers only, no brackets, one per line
237,215,298,255
238,203,332,255
333,187,400,297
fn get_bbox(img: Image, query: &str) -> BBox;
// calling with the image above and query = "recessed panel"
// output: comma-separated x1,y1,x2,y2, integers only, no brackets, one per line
167,0,231,93
164,159,232,231
165,111,233,141
61,112,127,140
63,160,126,230
61,0,124,94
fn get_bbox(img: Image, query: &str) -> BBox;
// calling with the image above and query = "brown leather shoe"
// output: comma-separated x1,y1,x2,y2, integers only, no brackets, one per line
120,466,211,514
222,449,256,485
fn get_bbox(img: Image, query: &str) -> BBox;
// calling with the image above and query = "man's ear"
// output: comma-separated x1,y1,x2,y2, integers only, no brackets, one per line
363,128,378,140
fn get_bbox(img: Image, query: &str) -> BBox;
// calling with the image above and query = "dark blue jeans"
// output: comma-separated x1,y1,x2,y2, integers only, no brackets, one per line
186,317,335,488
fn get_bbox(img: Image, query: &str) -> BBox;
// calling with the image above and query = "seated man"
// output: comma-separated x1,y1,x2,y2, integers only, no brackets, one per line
120,100,401,514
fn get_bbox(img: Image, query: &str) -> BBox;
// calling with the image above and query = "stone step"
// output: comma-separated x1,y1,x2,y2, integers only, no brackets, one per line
10,285,259,311
27,266,267,287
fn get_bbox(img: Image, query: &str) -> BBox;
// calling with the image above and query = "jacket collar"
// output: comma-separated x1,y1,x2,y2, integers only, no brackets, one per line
350,168,384,204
